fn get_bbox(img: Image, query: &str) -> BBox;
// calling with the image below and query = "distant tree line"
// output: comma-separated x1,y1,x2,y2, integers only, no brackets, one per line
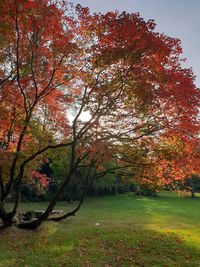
19,160,200,202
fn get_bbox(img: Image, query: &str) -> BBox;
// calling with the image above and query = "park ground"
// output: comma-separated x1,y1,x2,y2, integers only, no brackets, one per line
0,191,200,267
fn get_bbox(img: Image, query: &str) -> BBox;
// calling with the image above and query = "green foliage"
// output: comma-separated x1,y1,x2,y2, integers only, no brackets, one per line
92,173,116,191
185,175,200,192
135,184,157,196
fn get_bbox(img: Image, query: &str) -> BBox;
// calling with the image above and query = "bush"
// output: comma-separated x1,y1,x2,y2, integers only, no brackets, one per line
135,184,157,196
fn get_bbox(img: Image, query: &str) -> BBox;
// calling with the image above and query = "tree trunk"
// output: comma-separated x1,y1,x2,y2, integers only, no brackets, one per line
17,170,75,229
49,189,86,222
0,202,13,227
190,178,195,198
49,167,95,222
190,189,195,198
7,179,21,221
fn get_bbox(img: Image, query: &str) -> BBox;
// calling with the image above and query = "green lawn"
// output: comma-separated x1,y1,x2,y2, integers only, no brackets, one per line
0,192,200,267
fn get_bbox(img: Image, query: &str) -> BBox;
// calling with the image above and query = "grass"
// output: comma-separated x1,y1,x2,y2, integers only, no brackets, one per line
0,191,200,266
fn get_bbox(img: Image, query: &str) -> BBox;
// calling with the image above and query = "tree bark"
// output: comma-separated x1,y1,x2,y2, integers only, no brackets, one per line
189,178,195,198
0,202,12,227
49,166,95,222
17,168,75,229
49,189,87,222
7,179,21,221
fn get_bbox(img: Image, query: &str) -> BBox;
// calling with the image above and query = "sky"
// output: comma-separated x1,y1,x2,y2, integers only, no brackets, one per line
71,0,200,87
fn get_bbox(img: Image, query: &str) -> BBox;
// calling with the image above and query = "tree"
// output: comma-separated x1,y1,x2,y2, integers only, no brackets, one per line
0,0,76,226
0,0,199,229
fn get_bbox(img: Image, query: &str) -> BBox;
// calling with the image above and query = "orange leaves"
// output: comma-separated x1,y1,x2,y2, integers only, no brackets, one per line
155,133,200,183
0,0,199,194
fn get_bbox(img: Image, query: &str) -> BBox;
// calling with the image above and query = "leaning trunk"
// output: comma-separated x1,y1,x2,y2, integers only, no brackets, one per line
7,179,22,222
17,170,74,229
49,189,87,222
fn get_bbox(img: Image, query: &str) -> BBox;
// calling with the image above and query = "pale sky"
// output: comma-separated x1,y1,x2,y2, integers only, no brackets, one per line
71,0,200,87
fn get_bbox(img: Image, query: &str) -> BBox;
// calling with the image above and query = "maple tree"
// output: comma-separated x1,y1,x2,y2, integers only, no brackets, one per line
0,0,199,229
118,132,200,193
0,0,76,227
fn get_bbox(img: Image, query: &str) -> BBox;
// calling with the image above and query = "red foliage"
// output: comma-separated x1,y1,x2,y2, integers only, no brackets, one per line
0,0,199,192
31,170,49,187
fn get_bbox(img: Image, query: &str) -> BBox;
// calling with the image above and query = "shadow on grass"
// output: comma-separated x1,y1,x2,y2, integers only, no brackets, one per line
0,192,200,266
0,221,200,267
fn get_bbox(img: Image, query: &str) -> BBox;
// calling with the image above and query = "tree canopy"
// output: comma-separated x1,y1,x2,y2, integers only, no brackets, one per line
0,0,199,229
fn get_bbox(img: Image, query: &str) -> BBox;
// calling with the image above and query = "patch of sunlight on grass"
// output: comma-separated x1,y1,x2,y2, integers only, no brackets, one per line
136,197,156,202
49,243,74,254
147,224,200,257
43,222,58,235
